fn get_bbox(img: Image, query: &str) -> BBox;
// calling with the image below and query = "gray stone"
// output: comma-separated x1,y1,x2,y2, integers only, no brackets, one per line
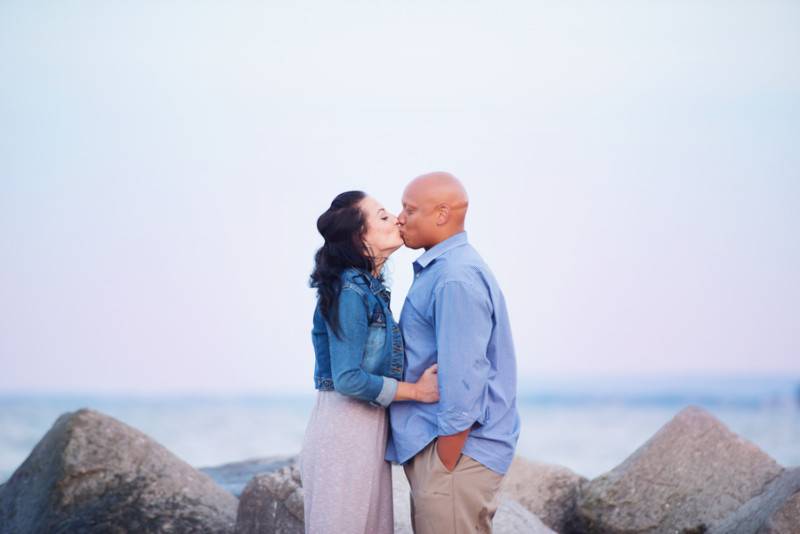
392,464,412,533
200,456,296,496
573,405,784,534
495,498,558,534
501,456,586,532
711,467,800,534
758,488,800,534
0,408,238,534
235,464,304,534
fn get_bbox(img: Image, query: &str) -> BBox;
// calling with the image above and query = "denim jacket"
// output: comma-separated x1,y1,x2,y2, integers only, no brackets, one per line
311,268,404,407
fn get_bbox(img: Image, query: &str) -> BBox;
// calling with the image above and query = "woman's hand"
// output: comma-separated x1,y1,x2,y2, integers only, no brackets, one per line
393,364,440,403
414,363,439,403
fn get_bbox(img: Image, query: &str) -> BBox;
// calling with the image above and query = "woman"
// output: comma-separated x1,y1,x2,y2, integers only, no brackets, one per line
300,191,439,534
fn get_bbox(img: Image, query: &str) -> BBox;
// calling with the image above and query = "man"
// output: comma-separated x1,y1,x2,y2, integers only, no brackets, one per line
386,172,521,534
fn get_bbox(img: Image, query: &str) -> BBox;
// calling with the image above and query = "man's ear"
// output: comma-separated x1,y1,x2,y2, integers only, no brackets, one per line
436,203,450,226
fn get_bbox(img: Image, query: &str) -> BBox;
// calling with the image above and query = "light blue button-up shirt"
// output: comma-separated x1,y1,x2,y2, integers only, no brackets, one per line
386,232,521,475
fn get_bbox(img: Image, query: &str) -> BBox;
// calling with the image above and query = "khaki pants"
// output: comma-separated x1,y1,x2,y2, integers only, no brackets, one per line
403,440,504,534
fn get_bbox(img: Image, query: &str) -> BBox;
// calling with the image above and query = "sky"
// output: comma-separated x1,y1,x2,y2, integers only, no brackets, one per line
1,0,798,394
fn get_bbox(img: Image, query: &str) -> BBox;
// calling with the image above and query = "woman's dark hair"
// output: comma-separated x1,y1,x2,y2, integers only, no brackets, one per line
310,191,376,337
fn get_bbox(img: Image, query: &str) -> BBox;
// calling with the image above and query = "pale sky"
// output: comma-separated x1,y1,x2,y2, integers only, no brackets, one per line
1,1,798,394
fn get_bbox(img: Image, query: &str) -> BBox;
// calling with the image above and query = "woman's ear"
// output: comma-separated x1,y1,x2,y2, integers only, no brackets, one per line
361,237,374,259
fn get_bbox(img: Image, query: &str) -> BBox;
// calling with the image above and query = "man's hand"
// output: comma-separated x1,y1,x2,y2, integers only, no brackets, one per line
436,428,470,471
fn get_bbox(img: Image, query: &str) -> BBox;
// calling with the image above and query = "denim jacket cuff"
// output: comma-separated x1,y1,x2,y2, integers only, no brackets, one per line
373,377,398,408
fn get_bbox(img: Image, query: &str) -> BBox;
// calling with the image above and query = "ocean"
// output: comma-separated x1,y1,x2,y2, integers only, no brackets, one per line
1,376,798,484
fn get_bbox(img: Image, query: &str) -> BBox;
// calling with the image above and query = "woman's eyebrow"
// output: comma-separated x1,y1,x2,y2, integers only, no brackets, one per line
378,208,386,214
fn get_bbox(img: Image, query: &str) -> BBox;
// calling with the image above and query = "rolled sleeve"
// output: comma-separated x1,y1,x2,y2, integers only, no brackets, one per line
327,288,387,404
434,280,493,436
372,377,399,408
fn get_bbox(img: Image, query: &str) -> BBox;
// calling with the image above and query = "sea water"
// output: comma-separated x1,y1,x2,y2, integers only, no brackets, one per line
1,376,798,484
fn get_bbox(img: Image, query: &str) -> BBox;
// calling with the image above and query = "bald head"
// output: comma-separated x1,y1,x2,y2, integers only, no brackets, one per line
398,171,470,250
406,171,468,207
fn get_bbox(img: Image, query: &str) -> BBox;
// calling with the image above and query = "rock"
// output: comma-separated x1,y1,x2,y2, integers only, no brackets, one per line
392,464,556,534
572,405,784,534
501,456,586,532
0,408,238,534
235,464,304,534
392,464,412,533
495,498,558,534
758,488,800,534
201,456,296,496
710,467,800,534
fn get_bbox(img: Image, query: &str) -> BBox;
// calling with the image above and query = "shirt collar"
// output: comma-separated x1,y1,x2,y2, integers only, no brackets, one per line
414,231,468,271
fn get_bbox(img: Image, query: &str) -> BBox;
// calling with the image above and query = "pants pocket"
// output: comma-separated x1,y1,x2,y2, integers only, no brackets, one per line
431,440,449,473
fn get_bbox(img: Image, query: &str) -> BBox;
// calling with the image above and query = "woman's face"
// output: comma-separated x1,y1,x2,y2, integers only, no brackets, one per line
360,196,403,259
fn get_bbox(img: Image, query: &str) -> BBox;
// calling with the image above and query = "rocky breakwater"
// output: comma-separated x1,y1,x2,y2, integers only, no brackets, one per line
501,457,587,533
0,409,238,533
2,405,799,534
568,406,800,534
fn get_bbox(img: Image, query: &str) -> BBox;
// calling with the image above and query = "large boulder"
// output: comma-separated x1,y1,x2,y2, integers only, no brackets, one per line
235,464,304,534
710,467,800,534
572,405,784,534
0,408,238,533
758,488,800,534
501,456,586,532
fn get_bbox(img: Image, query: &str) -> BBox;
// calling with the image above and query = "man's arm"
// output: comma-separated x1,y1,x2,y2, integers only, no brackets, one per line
433,279,493,471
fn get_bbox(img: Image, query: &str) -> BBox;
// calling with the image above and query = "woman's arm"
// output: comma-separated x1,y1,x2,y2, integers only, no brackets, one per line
327,288,392,405
327,288,439,407
395,364,439,402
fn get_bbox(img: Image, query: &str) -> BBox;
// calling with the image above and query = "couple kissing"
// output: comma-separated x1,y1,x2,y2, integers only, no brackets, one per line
300,172,520,534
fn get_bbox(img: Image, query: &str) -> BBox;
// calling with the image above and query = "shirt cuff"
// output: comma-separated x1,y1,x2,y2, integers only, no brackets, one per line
373,377,398,408
437,407,482,435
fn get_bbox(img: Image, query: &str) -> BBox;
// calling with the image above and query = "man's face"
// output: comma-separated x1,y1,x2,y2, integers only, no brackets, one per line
398,186,435,250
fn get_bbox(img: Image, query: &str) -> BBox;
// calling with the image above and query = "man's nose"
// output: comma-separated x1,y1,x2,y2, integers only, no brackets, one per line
397,213,406,225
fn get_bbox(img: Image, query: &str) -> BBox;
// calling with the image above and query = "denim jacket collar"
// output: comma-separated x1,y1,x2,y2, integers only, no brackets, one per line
414,231,469,272
343,267,388,297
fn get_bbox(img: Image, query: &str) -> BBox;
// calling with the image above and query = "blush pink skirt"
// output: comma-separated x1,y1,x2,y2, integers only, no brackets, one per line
299,390,394,534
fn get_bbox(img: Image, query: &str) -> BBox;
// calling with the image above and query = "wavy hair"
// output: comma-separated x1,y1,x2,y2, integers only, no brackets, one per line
310,191,376,337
